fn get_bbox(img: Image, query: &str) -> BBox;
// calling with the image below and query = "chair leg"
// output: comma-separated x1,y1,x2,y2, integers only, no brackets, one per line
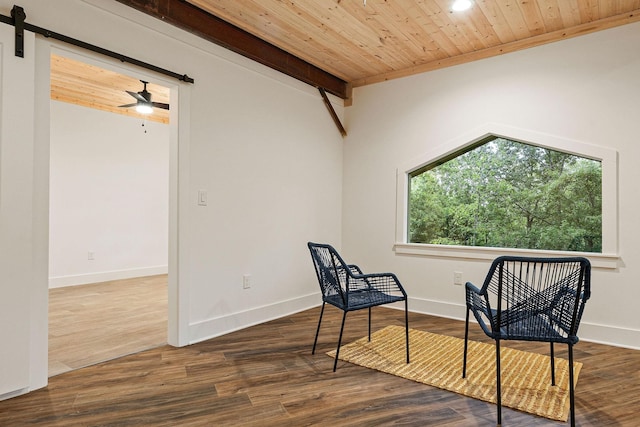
312,302,326,355
404,298,410,364
568,344,576,427
550,342,556,386
462,309,470,378
368,306,372,341
496,338,502,427
333,311,348,372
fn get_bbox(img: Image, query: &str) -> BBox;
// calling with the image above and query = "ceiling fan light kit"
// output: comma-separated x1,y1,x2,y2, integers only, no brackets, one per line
119,80,170,114
135,103,154,114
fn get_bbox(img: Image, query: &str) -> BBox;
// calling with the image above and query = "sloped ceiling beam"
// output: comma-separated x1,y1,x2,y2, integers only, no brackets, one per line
116,0,349,100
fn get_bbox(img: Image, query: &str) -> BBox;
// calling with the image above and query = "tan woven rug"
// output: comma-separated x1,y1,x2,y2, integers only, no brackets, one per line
328,325,582,422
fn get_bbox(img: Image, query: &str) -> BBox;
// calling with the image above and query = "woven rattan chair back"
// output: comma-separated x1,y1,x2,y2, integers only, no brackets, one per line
463,255,591,427
307,242,410,371
470,256,591,344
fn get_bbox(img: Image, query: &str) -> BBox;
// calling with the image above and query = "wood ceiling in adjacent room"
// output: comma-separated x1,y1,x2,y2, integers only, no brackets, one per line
185,0,640,88
50,54,170,124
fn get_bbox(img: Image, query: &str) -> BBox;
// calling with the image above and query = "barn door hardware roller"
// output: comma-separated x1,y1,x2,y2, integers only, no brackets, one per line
11,5,25,57
0,5,194,84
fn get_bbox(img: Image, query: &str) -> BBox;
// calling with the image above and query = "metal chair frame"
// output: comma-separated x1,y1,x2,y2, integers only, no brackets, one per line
308,242,409,372
462,255,591,427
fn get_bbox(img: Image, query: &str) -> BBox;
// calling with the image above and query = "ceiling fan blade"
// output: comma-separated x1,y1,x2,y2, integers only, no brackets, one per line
118,102,138,108
152,102,170,110
126,90,147,103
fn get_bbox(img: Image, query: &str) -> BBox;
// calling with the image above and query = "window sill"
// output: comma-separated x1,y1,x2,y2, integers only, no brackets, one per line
393,243,619,269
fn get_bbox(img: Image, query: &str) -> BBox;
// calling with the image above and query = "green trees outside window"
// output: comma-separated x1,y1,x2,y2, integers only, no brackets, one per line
408,137,602,253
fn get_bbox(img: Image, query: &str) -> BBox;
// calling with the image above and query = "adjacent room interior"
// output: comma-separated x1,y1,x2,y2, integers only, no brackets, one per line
47,54,171,376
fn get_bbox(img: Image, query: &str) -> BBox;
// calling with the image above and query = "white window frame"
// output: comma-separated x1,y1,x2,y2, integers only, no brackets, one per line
394,123,619,269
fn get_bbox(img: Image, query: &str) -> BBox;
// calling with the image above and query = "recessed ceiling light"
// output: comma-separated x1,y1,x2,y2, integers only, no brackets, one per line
452,0,472,12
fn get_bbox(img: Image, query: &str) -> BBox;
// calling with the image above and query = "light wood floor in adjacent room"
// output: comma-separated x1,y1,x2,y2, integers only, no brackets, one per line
48,274,168,377
2,304,638,425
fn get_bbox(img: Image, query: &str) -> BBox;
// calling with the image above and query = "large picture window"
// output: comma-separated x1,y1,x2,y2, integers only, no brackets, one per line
394,125,618,268
408,136,602,252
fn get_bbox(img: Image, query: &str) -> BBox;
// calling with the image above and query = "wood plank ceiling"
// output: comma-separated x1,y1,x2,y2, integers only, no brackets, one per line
185,0,640,89
51,0,640,119
50,54,170,124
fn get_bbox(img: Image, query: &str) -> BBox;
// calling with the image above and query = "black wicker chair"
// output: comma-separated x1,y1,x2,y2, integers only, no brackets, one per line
307,242,409,372
463,255,591,427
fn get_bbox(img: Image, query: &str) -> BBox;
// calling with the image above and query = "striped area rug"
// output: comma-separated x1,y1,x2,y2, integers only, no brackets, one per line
328,325,581,421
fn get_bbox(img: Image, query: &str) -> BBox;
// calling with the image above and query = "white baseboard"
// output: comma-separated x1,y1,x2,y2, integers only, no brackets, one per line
188,293,320,345
577,322,640,350
186,293,640,350
0,387,29,403
48,265,168,288
408,296,467,320
407,296,640,351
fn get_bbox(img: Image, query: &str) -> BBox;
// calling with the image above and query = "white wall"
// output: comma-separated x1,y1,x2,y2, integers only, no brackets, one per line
49,101,169,287
0,0,343,397
343,22,640,349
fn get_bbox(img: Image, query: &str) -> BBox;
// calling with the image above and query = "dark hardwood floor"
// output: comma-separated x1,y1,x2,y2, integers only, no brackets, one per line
1,306,638,426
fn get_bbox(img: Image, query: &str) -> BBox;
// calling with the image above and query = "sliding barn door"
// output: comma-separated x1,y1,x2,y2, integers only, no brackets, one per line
0,23,37,396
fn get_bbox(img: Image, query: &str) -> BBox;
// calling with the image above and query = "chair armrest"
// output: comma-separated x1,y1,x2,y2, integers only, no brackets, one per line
336,264,363,285
349,272,407,297
465,281,483,296
347,264,363,275
465,282,488,309
465,281,494,335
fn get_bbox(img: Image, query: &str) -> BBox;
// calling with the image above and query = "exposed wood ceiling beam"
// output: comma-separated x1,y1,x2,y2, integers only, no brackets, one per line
115,0,349,100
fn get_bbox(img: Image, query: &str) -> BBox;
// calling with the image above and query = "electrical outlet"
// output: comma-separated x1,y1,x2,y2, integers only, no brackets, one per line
453,271,463,286
88,251,95,261
243,274,251,289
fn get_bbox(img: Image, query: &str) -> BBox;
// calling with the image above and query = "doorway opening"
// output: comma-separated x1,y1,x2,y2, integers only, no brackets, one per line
48,52,172,376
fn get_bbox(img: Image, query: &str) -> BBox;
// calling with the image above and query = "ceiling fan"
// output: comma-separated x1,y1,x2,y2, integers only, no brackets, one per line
119,80,169,114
